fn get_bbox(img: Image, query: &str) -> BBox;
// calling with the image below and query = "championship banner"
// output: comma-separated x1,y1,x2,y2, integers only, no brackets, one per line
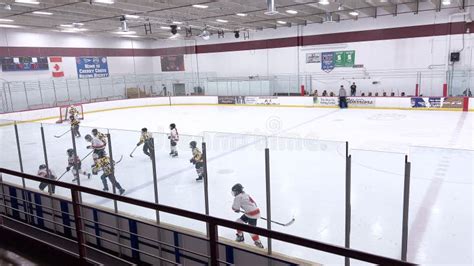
76,57,109,79
306,53,321,63
49,57,64,78
321,52,335,72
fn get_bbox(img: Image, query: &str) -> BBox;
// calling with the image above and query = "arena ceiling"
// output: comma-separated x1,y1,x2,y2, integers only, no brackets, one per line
0,0,469,40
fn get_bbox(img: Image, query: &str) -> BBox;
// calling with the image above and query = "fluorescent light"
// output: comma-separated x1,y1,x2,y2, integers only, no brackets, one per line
72,22,84,26
0,19,14,22
192,4,208,8
160,26,181,30
277,20,287,24
15,0,40,4
172,21,183,24
286,10,298,14
120,35,140,38
0,24,21,28
216,19,228,23
319,0,330,5
442,0,451,5
125,14,139,19
60,24,73,27
236,13,247,17
93,0,114,4
61,28,88,33
113,31,136,35
33,11,53,15
349,11,359,16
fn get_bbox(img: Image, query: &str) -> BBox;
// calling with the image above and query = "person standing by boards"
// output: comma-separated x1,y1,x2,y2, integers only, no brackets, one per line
350,82,357,96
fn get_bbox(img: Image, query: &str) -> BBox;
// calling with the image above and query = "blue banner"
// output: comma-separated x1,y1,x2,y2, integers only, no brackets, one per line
321,52,335,72
76,57,109,79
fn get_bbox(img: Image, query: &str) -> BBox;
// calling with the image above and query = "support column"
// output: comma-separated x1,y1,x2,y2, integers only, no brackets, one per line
345,142,352,266
401,155,411,261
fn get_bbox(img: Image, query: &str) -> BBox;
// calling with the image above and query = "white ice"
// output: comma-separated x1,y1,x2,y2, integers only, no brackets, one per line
0,106,473,265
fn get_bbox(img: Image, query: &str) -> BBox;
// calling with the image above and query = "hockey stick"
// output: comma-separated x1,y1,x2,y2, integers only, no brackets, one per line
240,211,295,227
54,129,71,138
129,146,138,157
113,155,124,166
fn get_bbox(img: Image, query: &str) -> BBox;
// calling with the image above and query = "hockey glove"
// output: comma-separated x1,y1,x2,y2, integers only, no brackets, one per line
66,166,71,171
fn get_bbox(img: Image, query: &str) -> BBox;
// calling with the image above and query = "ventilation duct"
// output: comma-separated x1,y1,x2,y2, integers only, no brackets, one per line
264,0,278,15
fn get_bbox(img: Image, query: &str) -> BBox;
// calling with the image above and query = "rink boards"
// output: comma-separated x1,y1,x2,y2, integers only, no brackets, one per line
0,95,471,125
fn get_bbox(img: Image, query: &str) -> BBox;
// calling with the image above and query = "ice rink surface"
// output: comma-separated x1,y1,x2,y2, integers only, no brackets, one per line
1,105,473,265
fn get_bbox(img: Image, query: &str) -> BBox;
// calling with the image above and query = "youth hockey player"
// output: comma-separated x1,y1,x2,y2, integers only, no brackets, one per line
70,115,81,138
85,134,107,161
92,129,107,145
38,164,56,194
66,148,90,182
189,141,204,181
231,183,264,249
136,128,154,158
91,153,125,195
168,123,179,157
68,105,79,120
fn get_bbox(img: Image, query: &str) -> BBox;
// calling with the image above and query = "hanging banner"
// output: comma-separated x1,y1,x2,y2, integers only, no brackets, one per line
321,52,335,72
161,55,185,72
76,57,109,79
49,56,64,78
306,53,321,63
334,50,355,67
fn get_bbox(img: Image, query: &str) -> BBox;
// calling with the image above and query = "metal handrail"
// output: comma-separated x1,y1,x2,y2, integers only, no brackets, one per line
0,167,415,266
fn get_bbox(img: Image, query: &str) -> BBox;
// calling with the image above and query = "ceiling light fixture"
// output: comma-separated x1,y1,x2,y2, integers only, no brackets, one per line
286,10,298,14
441,0,451,5
0,18,14,22
349,11,359,16
172,21,183,24
319,0,330,5
0,24,21,28
15,0,40,4
72,22,84,26
59,24,73,27
114,31,136,35
4,4,11,10
277,20,287,24
125,14,139,19
216,19,228,23
236,13,247,17
264,0,278,15
32,11,53,15
192,4,208,9
93,0,114,4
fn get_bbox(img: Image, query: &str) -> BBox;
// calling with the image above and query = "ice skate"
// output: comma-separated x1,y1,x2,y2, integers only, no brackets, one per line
196,175,203,181
254,240,264,249
235,233,244,242
119,188,125,195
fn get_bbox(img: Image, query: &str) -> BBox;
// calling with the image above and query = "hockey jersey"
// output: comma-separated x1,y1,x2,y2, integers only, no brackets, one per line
95,132,107,144
69,106,79,118
191,147,203,163
90,137,106,151
232,192,260,219
70,117,80,126
38,168,56,180
170,128,179,142
138,132,153,145
92,156,112,176
68,154,81,167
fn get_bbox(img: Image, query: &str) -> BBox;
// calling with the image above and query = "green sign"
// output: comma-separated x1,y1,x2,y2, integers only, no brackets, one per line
334,50,355,67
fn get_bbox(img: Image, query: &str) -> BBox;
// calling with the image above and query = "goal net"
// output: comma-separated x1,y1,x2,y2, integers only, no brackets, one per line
56,104,84,123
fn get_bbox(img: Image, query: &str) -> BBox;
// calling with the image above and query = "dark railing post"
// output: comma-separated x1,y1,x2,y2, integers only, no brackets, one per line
345,142,352,266
208,221,219,266
40,125,52,196
0,173,5,225
107,132,123,257
265,147,272,255
14,122,31,223
202,142,210,216
70,128,81,186
401,155,411,261
149,136,163,265
71,189,87,263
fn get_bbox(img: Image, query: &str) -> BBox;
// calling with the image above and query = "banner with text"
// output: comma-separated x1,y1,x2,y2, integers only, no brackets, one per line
244,96,280,105
76,57,109,79
410,97,463,109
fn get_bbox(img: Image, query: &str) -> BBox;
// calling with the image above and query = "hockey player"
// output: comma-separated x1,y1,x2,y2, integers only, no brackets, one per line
231,183,264,249
92,129,107,146
68,105,79,119
189,141,204,181
70,115,81,138
168,123,179,157
91,153,125,195
85,134,107,162
136,128,153,158
66,148,90,182
38,164,56,194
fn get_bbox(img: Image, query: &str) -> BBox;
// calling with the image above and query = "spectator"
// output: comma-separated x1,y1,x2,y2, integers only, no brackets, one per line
383,92,387,96
375,92,379,96
368,92,372,96
391,92,395,96
329,91,334,97
401,92,406,97
463,88,472,97
350,82,357,96
322,90,328,96
312,90,319,96
339,85,348,109
361,92,365,96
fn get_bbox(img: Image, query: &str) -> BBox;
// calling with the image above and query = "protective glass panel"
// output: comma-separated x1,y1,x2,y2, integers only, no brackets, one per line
269,137,346,263
0,120,21,184
204,132,267,241
16,122,45,190
408,146,473,265
351,149,405,260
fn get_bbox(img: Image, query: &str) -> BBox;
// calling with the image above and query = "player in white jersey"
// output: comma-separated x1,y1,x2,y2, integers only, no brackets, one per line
85,134,107,161
168,123,179,157
38,164,56,194
231,183,264,248
66,148,90,182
